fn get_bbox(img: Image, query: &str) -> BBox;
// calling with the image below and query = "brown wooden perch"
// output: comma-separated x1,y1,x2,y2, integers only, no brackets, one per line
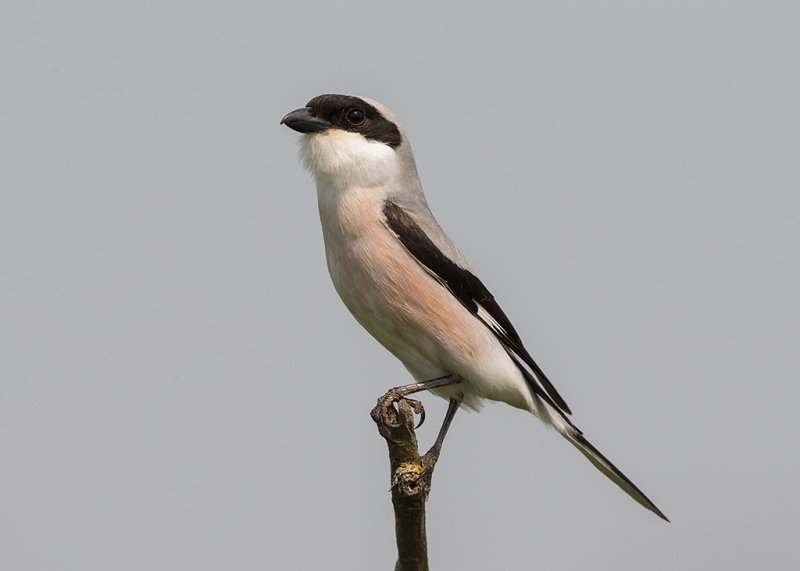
373,399,432,571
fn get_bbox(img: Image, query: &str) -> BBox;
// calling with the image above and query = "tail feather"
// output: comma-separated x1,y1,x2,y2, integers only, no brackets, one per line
563,430,669,521
523,380,668,521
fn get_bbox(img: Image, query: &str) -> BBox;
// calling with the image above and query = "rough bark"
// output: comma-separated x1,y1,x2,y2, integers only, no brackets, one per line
378,400,431,571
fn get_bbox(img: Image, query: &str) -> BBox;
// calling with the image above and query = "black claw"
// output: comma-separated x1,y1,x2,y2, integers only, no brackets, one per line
373,391,411,430
371,396,404,433
415,406,426,429
400,397,426,429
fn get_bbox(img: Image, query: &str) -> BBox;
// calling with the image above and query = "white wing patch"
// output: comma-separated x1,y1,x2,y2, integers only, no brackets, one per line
476,304,508,338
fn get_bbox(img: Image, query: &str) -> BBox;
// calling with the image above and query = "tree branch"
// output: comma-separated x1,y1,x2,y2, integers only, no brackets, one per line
377,399,431,571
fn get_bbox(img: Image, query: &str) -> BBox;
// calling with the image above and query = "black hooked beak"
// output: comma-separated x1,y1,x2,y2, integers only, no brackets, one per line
280,107,331,133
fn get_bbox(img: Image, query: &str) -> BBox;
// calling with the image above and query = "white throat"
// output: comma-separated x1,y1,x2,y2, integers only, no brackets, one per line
299,130,399,188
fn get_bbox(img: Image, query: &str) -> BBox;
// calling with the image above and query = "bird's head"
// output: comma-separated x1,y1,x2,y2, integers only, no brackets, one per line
281,94,406,187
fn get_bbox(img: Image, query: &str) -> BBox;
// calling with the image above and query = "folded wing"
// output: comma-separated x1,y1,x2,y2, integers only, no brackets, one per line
382,200,572,415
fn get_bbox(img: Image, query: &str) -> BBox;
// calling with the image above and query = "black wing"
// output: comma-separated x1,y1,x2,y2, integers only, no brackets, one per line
383,201,572,415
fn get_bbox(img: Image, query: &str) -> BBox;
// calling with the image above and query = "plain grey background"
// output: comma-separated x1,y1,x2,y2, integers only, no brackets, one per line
3,2,799,569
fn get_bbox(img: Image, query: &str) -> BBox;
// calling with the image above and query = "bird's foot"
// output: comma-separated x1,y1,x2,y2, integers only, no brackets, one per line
371,390,425,443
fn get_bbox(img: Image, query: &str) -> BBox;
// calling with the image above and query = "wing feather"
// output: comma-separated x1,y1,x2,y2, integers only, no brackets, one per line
383,201,572,414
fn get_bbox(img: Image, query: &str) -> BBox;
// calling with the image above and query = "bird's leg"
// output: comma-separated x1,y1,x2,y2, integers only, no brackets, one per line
371,375,461,441
419,395,462,477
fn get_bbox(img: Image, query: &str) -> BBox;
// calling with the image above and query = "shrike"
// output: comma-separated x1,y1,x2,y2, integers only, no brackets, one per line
281,94,667,520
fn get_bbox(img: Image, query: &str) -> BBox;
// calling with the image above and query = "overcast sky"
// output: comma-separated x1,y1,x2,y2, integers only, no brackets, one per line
3,2,799,569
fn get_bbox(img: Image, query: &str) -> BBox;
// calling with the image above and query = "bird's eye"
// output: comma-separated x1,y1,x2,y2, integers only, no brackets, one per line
345,108,365,125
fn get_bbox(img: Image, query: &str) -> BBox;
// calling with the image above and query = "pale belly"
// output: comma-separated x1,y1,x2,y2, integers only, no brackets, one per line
325,230,475,382
317,189,531,410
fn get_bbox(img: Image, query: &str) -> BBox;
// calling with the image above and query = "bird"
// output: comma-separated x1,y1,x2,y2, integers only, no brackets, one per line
281,94,667,521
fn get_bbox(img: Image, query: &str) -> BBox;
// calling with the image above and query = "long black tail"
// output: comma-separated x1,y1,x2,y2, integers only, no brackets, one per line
562,428,669,521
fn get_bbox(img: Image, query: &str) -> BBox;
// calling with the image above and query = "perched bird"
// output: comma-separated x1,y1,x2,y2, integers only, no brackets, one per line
281,94,667,520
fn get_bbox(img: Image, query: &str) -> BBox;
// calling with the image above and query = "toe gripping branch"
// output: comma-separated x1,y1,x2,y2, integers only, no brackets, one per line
370,376,462,482
370,376,462,571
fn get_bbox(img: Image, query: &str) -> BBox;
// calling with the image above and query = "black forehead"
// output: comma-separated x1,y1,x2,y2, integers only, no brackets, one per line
306,94,402,148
